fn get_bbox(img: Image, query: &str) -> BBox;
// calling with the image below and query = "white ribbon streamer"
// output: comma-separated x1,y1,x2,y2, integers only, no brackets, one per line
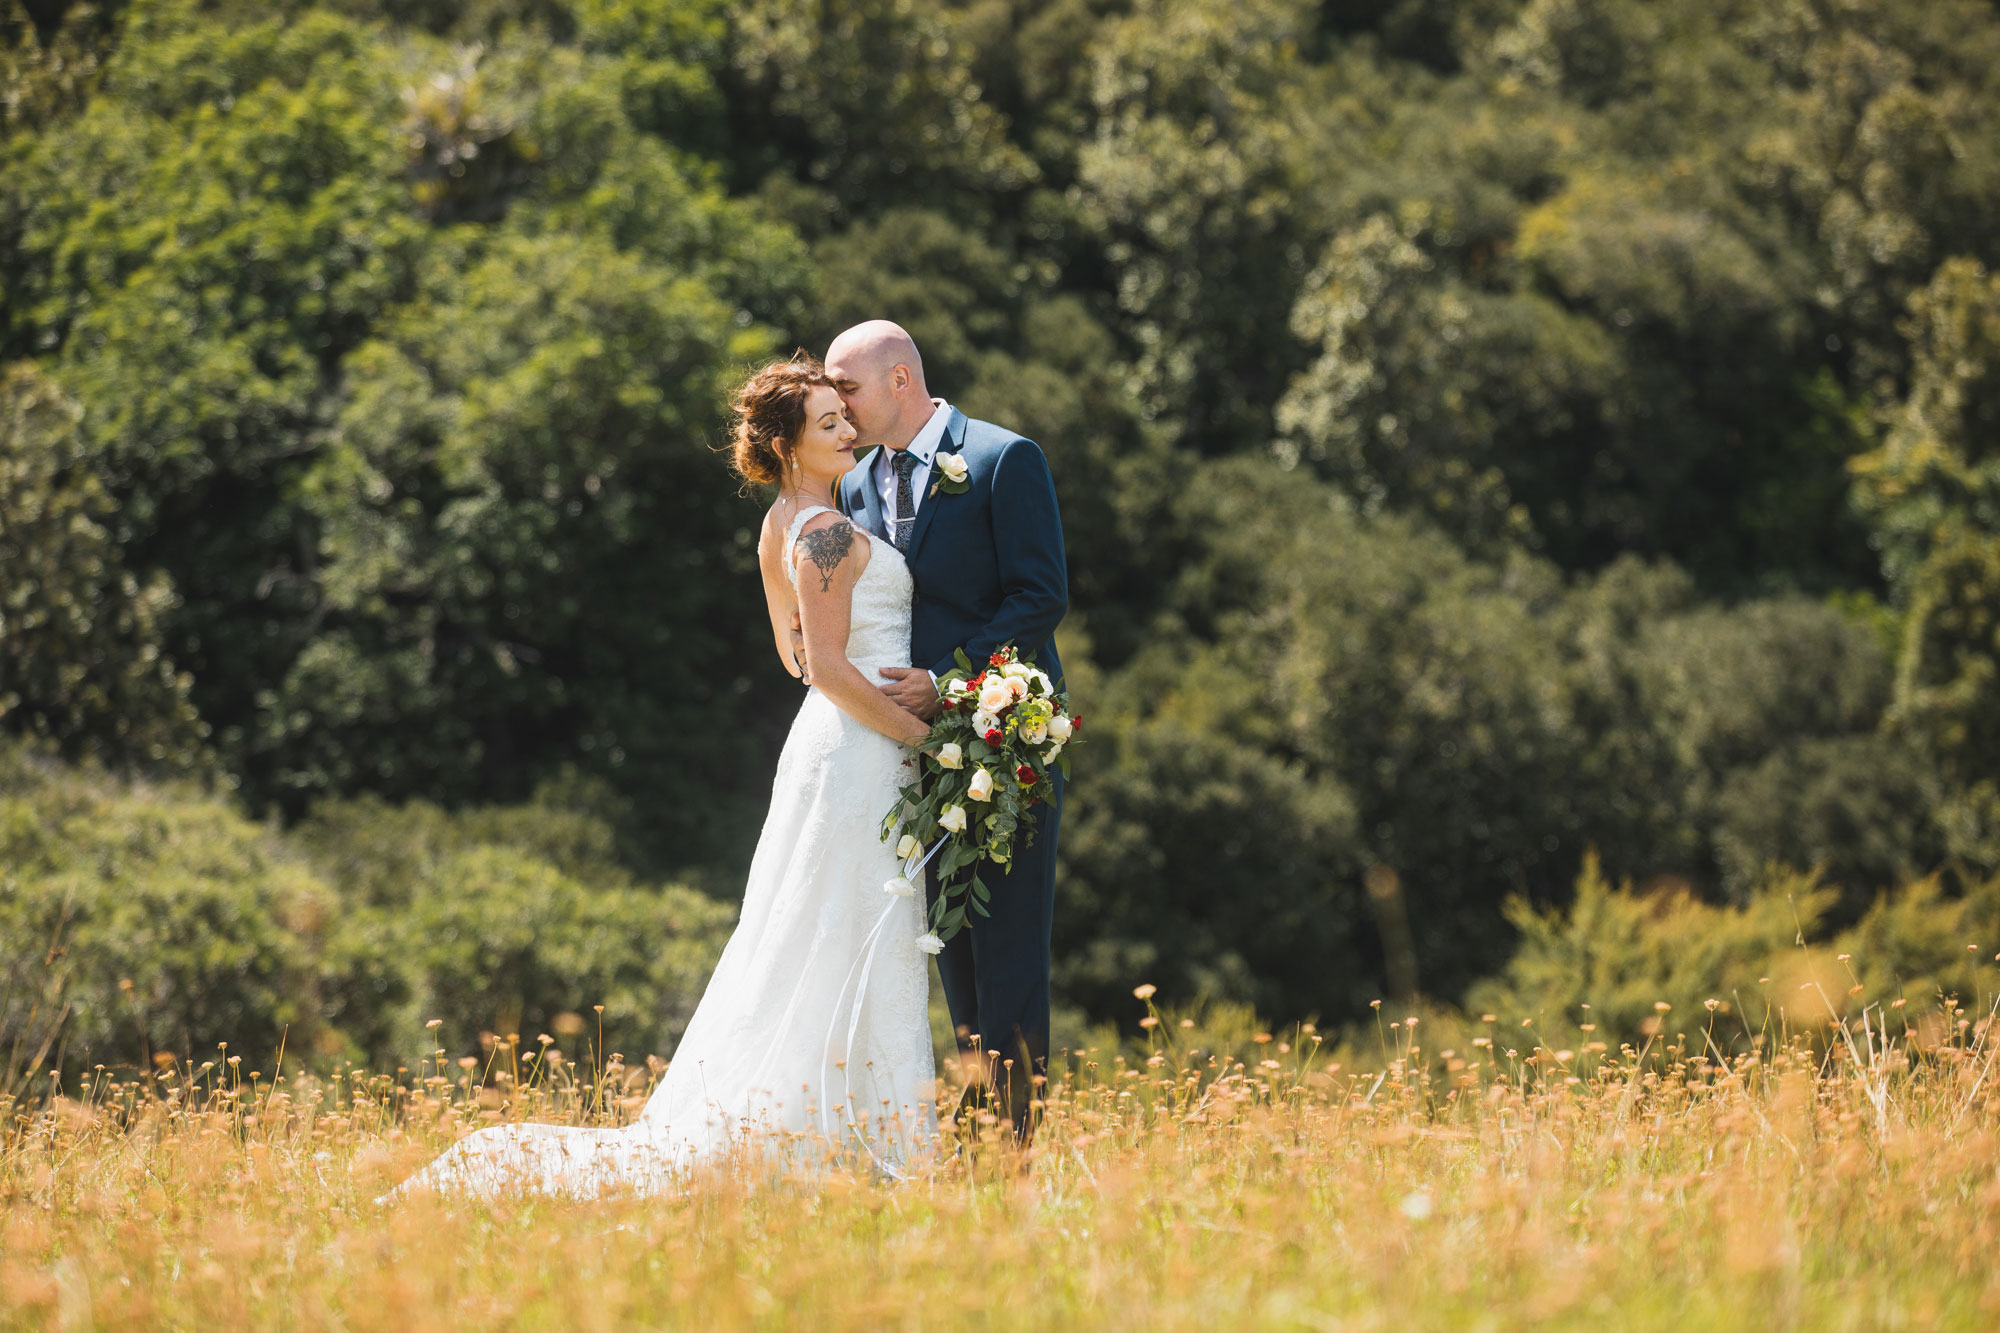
817,832,953,1179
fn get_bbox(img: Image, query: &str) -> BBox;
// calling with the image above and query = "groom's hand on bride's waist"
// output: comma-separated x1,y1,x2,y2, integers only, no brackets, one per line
877,666,941,719
789,611,811,685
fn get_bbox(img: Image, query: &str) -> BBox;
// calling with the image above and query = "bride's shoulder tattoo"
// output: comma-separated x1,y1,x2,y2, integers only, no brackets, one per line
800,520,854,592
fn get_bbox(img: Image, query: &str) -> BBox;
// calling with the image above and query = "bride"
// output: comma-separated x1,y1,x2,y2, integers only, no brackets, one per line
382,356,939,1199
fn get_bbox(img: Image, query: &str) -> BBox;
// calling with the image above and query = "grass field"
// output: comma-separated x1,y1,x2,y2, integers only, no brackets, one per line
5,989,1999,1331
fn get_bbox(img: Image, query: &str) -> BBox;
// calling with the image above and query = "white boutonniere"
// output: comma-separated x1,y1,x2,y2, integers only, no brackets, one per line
932,452,970,497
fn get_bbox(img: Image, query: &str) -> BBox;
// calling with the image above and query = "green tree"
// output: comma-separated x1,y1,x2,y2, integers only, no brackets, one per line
0,364,205,769
1074,0,1323,453
2,3,812,867
1062,459,1921,1017
726,0,1034,216
1852,258,2000,869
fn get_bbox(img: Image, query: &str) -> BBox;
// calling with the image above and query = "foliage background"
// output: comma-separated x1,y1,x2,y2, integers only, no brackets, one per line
5,0,2000,1073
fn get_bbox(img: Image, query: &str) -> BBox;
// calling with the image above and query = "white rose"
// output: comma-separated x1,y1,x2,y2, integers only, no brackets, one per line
895,833,921,861
936,742,964,770
938,804,968,834
1022,721,1048,746
1006,676,1029,700
946,677,973,697
1048,714,1073,742
977,680,1012,713
884,876,917,898
1000,662,1029,679
936,453,968,484
968,768,995,802
970,710,999,736
1042,742,1064,765
915,932,945,955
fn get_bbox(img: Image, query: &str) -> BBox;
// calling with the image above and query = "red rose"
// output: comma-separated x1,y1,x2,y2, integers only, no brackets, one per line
983,729,1004,746
1070,714,1082,733
1016,764,1036,783
940,696,957,711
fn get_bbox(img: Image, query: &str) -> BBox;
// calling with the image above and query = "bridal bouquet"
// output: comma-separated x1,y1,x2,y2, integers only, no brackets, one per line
881,645,1080,948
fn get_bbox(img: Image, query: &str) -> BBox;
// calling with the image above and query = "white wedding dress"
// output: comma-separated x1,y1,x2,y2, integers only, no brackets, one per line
383,505,937,1199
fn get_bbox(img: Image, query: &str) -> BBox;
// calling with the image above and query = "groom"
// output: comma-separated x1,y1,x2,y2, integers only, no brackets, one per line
825,320,1068,1144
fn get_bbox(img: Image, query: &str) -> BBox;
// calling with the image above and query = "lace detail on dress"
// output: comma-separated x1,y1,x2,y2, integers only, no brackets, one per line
379,501,934,1199
781,504,914,682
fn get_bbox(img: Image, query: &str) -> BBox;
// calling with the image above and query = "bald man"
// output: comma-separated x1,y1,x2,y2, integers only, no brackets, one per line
826,320,1069,1147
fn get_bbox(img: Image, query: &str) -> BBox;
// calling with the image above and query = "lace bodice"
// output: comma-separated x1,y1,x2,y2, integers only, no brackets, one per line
783,504,913,678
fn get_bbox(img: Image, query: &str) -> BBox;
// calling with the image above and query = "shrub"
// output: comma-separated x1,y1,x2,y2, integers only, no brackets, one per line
0,744,734,1082
1436,854,2000,1063
326,845,734,1069
0,746,332,1081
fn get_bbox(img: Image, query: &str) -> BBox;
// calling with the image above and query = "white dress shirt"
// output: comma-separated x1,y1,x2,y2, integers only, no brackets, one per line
874,398,952,529
873,398,951,689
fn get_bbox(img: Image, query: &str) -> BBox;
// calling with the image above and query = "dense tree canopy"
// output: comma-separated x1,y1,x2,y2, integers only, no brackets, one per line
6,0,2000,1030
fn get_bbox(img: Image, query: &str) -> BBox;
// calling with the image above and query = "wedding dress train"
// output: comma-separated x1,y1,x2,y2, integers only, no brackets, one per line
383,505,936,1199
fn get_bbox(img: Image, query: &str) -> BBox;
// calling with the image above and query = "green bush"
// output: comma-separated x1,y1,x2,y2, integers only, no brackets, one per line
1712,734,1946,916
337,846,734,1068
1432,853,2000,1062
0,744,733,1081
0,746,331,1081
1462,852,1827,1055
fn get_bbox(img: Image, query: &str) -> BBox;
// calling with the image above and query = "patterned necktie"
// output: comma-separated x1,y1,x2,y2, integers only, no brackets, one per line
890,449,919,551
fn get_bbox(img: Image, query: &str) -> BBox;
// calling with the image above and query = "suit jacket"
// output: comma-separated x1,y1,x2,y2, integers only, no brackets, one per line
839,408,1067,687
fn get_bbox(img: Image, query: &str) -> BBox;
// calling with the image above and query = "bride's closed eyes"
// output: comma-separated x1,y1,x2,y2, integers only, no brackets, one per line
791,390,861,480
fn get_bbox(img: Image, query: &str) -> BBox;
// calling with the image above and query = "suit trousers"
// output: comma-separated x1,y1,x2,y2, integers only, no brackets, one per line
926,768,1063,1142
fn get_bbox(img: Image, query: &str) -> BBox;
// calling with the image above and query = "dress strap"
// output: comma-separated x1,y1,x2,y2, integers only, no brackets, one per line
783,504,838,551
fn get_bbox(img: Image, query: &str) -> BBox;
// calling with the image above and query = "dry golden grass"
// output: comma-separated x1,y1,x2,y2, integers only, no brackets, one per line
6,994,2000,1331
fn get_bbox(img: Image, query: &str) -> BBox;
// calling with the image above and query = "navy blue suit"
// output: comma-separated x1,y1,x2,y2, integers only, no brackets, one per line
839,408,1067,1137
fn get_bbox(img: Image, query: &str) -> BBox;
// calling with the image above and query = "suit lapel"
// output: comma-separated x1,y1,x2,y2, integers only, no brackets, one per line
902,409,966,562
848,446,888,542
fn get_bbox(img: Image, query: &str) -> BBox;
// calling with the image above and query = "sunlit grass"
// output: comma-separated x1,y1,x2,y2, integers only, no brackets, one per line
6,986,2000,1330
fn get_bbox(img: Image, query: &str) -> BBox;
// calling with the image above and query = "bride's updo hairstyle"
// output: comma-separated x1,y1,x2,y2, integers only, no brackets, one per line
728,352,833,489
